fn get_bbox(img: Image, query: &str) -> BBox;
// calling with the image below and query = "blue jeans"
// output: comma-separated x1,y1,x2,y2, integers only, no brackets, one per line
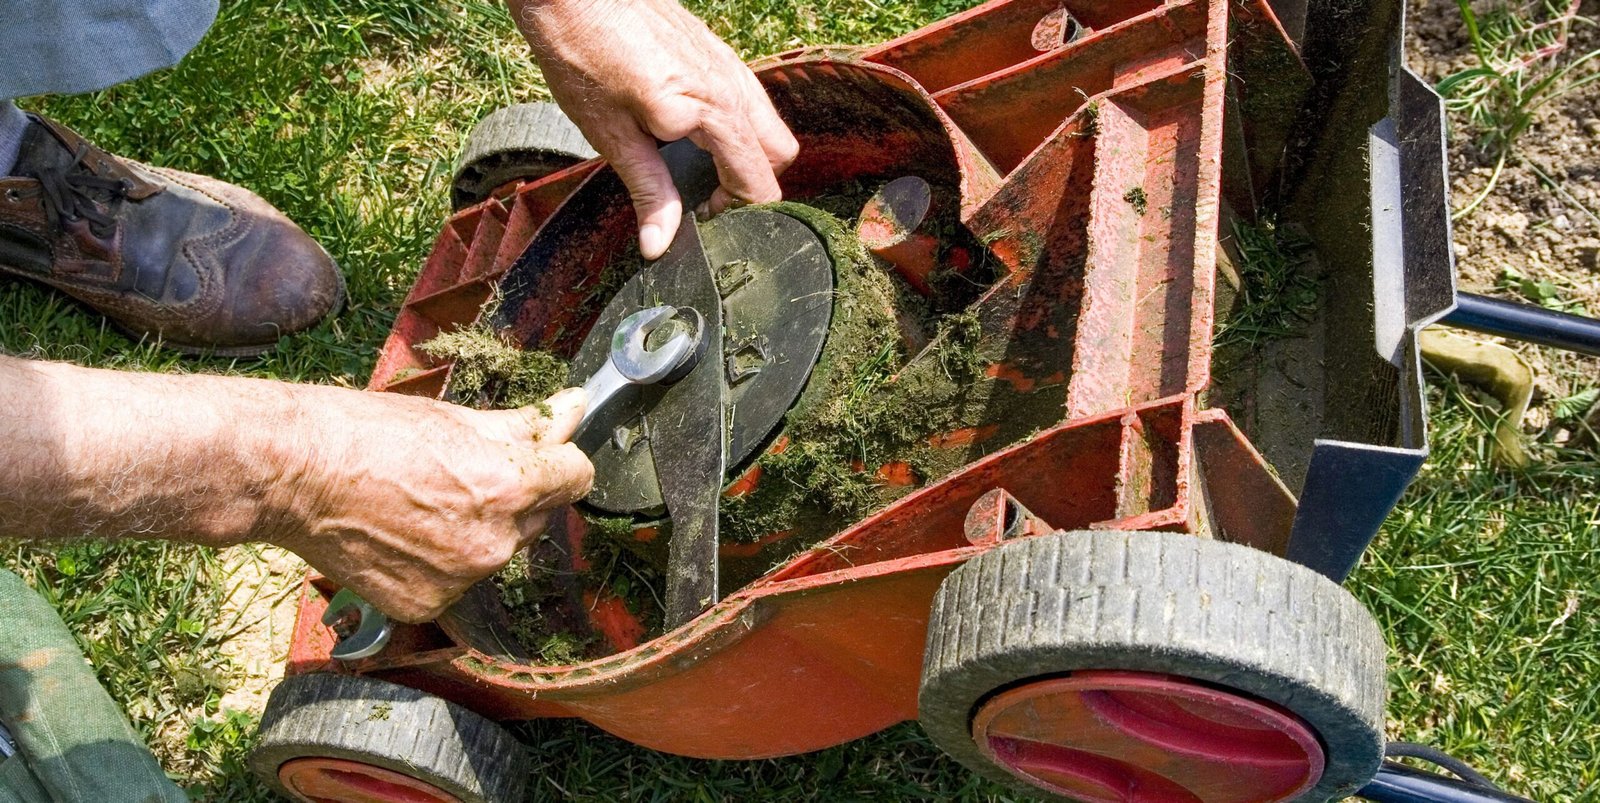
0,0,218,101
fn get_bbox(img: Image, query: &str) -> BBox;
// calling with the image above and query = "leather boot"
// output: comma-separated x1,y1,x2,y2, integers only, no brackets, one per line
0,114,344,355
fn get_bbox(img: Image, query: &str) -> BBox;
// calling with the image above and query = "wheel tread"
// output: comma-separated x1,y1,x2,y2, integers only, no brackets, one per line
918,530,1387,802
451,102,598,209
252,673,529,802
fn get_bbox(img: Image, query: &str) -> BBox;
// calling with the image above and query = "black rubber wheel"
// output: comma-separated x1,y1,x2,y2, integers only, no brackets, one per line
251,673,529,802
451,102,597,210
919,530,1388,802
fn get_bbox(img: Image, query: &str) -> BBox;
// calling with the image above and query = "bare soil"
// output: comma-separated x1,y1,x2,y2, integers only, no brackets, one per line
212,546,302,715
1408,0,1600,404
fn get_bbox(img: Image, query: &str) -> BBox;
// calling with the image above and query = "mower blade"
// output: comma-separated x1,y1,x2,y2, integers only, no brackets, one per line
642,213,727,629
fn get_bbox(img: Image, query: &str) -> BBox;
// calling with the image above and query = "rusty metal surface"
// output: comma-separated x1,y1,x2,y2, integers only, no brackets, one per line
1192,408,1297,555
280,0,1324,760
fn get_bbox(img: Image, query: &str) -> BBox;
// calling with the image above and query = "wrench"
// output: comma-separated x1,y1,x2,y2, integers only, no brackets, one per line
328,305,701,661
323,588,392,661
576,305,703,434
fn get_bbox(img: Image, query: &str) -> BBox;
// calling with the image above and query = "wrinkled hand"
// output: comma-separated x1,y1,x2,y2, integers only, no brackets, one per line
274,387,593,623
512,0,799,259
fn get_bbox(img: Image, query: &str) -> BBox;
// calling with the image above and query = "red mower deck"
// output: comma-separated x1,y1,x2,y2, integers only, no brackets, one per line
263,1,1405,800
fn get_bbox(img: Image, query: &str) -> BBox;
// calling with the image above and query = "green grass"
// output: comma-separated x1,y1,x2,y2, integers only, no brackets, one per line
1214,216,1319,353
2,0,1599,799
514,720,1011,801
1349,378,1600,799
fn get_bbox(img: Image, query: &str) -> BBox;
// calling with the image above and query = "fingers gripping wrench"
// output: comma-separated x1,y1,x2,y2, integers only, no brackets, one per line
326,305,702,661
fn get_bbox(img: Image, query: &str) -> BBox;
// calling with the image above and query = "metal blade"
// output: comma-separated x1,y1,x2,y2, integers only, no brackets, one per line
643,213,727,628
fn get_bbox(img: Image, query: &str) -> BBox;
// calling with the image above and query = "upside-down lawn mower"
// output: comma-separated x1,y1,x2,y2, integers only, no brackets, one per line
247,0,1600,800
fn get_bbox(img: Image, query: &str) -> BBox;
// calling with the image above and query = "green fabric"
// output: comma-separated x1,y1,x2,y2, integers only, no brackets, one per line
0,754,56,803
0,569,185,803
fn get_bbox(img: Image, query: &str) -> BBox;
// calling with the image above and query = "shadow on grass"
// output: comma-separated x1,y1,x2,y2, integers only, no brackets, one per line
513,719,1016,801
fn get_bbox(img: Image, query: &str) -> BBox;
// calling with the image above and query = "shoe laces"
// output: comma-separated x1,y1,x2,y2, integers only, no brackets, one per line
20,143,130,238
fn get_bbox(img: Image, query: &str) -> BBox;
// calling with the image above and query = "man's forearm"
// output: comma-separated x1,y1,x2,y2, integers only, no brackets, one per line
0,355,305,545
0,353,591,622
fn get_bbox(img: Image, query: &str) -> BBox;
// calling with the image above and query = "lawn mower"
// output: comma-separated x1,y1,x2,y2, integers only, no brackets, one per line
247,0,1600,800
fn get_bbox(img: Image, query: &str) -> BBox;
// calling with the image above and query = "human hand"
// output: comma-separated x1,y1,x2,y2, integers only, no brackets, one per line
511,0,799,259
272,387,594,623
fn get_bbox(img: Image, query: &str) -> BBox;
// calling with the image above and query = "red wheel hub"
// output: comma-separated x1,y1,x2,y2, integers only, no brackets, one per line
278,757,462,803
971,671,1324,802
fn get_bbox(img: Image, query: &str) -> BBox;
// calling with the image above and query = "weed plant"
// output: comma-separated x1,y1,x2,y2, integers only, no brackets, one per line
1439,0,1600,217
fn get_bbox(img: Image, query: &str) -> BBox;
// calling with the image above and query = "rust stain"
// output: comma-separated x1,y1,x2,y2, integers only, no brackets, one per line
928,425,1000,448
985,362,1037,392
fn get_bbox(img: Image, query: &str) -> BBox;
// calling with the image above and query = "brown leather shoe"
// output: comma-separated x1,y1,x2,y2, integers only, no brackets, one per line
0,114,344,356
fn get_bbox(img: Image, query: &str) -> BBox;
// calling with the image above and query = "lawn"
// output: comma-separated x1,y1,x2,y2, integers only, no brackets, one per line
2,0,1597,799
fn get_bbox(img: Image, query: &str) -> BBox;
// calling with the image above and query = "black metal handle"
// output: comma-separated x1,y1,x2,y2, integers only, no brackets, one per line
1442,292,1600,357
1358,761,1534,803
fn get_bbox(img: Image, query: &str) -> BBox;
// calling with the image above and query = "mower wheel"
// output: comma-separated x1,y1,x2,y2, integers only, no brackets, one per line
451,102,597,210
251,673,528,803
919,529,1387,802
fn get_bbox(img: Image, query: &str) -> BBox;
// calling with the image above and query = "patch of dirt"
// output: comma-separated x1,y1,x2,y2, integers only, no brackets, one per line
211,545,304,716
1407,0,1600,403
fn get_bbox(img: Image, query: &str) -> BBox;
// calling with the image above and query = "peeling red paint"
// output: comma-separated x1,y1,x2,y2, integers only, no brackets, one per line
985,362,1037,392
585,589,646,652
718,530,796,559
875,461,919,487
929,425,1000,448
725,464,764,498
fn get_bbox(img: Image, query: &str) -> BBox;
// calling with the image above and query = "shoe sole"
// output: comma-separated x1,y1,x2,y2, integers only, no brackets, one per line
1,245,350,360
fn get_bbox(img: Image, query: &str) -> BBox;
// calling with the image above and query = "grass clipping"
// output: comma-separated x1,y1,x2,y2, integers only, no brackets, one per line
419,319,567,412
718,201,987,543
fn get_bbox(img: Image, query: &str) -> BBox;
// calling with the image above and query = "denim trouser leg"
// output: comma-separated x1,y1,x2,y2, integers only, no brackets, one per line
0,102,26,174
0,0,218,101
